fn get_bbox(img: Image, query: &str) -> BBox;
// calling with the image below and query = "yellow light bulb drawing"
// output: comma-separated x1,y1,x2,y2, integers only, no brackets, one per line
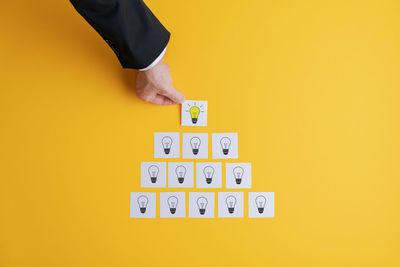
189,106,200,124
185,101,205,125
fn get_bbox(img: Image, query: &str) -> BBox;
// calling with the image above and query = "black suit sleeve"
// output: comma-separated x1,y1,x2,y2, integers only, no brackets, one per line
70,0,170,69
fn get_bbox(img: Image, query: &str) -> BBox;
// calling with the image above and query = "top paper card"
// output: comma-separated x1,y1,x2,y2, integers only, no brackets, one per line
181,100,208,126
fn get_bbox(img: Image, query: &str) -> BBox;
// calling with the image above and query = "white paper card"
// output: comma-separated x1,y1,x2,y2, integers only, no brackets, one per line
212,133,238,159
141,162,167,188
189,192,215,218
154,132,180,158
218,192,244,218
182,133,208,159
168,162,194,188
160,192,186,218
196,162,222,188
248,192,274,218
181,100,208,126
130,192,156,218
226,163,252,189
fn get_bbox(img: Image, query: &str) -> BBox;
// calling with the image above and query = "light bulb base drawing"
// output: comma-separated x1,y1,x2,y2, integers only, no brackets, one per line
199,208,206,215
163,148,170,154
178,177,184,184
206,178,212,184
169,208,176,214
235,178,242,184
228,207,235,214
222,149,229,155
192,148,199,155
191,118,198,124
140,207,146,214
150,177,157,183
258,207,264,214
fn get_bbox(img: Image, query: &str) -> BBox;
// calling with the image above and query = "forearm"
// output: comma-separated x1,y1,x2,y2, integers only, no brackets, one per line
70,0,170,69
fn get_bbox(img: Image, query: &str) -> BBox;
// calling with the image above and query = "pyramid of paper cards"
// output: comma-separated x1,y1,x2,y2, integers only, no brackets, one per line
130,100,275,218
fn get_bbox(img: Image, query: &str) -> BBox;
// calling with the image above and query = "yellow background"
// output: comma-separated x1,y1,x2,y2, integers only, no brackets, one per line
1,0,400,266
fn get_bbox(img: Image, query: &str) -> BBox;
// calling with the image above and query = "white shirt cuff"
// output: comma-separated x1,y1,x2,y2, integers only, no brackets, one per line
139,46,167,71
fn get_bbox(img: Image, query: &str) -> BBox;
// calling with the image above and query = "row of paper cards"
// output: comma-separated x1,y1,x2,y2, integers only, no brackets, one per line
130,192,274,218
155,133,238,159
141,162,252,188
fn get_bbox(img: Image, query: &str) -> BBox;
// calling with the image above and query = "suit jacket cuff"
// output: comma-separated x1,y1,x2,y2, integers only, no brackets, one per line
139,46,167,71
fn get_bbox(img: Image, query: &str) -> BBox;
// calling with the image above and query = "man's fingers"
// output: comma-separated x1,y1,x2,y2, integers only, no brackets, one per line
137,89,157,104
137,89,176,105
136,61,185,105
161,85,186,104
150,95,176,105
159,96,176,105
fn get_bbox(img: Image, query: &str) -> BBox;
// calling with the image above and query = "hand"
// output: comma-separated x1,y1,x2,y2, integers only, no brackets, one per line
136,58,185,105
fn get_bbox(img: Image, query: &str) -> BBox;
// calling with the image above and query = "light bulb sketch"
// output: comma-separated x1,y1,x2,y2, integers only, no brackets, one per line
137,195,149,214
185,102,205,124
220,137,231,155
189,106,200,124
255,195,267,214
196,196,208,215
203,165,215,184
233,166,244,184
175,165,187,184
225,195,237,214
148,165,159,183
167,196,178,214
161,136,173,154
190,137,201,155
